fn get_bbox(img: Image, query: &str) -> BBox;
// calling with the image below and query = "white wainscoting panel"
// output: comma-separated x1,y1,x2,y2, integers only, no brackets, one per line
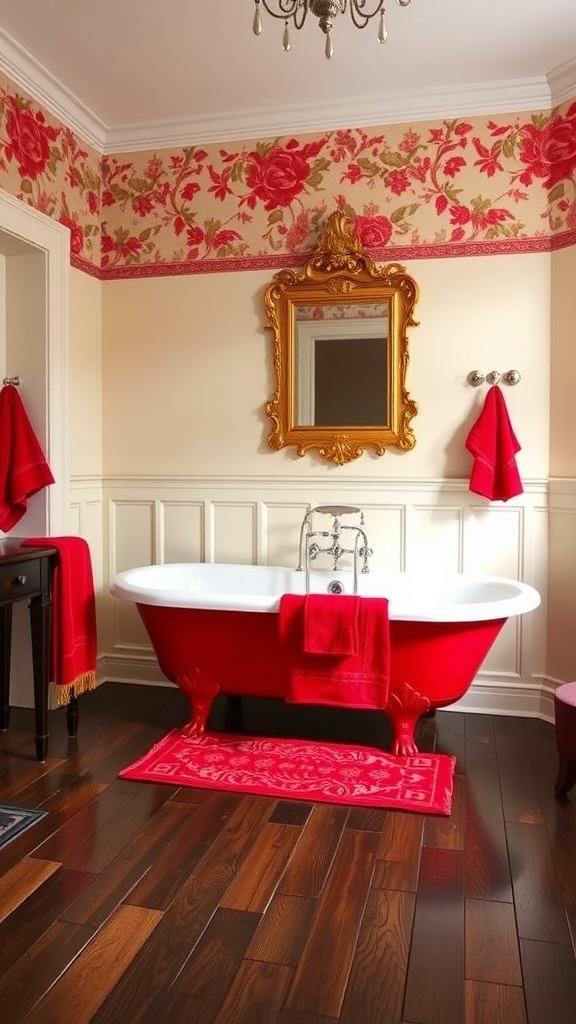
99,475,550,720
547,479,576,691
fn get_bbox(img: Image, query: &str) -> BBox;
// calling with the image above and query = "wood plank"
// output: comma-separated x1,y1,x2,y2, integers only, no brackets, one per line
0,776,109,874
245,893,316,965
277,1012,338,1024
211,960,293,1024
29,782,141,865
269,800,314,826
493,717,544,824
49,719,156,778
1,689,576,1024
463,720,512,902
279,803,349,898
89,795,275,1024
0,856,61,923
0,867,93,974
0,757,65,802
284,829,379,1017
127,791,243,910
146,907,260,1024
0,919,94,1024
465,898,522,985
506,821,572,944
22,904,163,1024
221,823,301,912
61,799,195,927
62,783,178,873
463,980,527,1024
520,938,576,1024
339,887,415,1024
403,847,464,1024
424,772,466,850
433,710,467,768
345,806,390,832
373,809,423,892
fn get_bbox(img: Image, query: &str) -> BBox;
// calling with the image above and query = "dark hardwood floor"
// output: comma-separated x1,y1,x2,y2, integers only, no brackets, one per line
0,682,575,1024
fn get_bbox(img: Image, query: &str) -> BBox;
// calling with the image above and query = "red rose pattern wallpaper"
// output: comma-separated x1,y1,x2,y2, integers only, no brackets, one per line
0,71,575,279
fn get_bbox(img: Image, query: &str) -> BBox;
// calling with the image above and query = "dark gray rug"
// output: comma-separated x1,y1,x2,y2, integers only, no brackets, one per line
0,805,47,850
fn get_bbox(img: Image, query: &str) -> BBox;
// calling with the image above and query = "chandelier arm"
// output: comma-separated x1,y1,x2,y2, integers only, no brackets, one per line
259,0,309,29
348,0,386,29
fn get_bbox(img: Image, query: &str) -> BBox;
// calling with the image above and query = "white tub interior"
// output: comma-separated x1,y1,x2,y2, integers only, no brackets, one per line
110,562,541,622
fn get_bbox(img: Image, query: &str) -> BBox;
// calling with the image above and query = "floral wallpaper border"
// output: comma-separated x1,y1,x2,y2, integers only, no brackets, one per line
0,70,574,279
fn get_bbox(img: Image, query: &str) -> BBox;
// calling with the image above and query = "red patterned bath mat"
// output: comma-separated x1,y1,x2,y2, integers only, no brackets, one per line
119,729,456,815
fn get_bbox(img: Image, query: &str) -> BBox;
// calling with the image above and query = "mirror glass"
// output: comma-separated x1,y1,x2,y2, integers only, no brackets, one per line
262,210,420,465
294,302,388,427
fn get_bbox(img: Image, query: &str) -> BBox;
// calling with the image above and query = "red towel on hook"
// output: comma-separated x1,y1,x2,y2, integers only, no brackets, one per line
0,383,55,531
22,536,97,707
465,384,523,501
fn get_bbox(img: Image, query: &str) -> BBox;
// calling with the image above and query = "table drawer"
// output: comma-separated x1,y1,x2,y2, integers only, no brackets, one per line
0,559,41,603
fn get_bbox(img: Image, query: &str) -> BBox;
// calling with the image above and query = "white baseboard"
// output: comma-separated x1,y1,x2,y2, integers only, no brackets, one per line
99,657,555,724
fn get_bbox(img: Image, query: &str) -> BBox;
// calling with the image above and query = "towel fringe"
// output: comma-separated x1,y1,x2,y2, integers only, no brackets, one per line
53,671,97,707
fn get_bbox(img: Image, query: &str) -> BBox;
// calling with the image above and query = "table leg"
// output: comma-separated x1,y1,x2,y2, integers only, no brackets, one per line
67,692,78,737
28,591,52,762
0,604,12,730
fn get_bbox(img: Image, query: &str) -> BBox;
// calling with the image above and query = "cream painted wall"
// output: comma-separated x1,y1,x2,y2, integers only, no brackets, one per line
102,253,550,479
69,267,102,476
550,246,576,477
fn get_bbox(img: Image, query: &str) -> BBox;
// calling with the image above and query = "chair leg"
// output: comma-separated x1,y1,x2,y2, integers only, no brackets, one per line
554,754,576,795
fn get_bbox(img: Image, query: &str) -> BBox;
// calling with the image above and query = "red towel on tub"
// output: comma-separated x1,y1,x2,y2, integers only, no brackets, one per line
279,593,390,709
304,593,359,656
22,536,97,707
0,384,55,531
465,385,523,502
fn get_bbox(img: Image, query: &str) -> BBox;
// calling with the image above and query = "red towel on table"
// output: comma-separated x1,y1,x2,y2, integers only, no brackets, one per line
0,384,55,531
279,593,390,709
465,385,523,501
22,536,97,706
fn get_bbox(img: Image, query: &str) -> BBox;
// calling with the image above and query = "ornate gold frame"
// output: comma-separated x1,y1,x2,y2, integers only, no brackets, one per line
263,210,420,465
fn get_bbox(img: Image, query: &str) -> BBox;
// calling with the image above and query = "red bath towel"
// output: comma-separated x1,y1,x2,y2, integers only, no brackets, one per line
0,384,55,531
22,536,97,707
304,593,359,656
465,385,523,502
279,593,390,710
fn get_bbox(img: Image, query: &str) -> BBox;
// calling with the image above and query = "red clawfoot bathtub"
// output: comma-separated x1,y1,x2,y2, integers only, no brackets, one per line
110,563,540,755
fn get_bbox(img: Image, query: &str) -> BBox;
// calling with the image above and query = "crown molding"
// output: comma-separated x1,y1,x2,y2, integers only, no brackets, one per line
548,56,576,107
0,26,557,157
0,28,106,151
103,78,553,153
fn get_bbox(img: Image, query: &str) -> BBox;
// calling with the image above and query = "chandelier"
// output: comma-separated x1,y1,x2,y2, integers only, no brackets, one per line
252,1,412,60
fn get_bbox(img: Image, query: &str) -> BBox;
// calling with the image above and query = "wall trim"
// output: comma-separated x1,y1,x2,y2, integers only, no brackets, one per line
0,187,69,534
0,26,565,157
103,474,550,494
100,656,554,723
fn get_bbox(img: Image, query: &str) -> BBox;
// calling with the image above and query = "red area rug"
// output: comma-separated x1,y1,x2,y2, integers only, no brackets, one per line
119,729,456,815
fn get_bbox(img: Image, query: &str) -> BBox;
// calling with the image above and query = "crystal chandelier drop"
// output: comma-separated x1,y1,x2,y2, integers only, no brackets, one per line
252,1,412,60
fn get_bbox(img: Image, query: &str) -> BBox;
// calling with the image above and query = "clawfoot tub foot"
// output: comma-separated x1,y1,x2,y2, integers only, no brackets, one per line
176,668,220,737
386,683,431,756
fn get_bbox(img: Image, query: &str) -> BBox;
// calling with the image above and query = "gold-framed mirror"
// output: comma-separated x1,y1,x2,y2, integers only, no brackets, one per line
263,210,420,465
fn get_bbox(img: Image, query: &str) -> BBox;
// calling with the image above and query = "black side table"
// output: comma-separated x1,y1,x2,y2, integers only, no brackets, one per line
0,538,77,761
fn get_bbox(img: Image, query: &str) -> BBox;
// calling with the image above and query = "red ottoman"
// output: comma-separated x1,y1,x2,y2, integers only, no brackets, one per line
554,681,576,795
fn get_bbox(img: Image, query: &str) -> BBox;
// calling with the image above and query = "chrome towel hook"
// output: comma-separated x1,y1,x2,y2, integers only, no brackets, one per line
467,370,521,387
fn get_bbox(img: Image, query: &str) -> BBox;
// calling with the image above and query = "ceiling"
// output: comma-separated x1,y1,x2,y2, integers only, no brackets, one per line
0,0,575,153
